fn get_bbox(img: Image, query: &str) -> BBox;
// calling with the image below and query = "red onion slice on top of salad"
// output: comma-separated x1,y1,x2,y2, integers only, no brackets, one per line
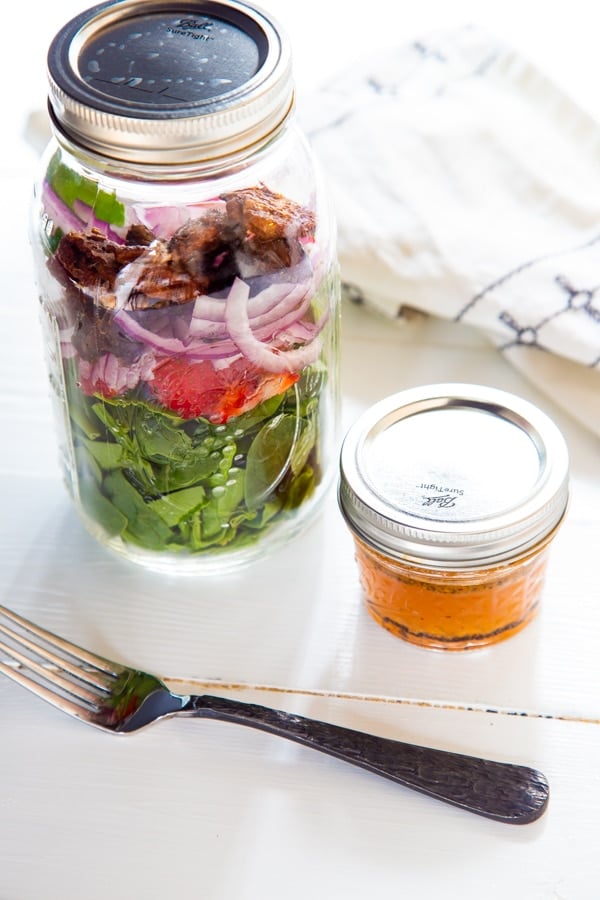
224,278,322,373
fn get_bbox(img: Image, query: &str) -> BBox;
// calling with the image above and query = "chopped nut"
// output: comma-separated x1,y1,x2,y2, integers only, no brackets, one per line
56,229,146,305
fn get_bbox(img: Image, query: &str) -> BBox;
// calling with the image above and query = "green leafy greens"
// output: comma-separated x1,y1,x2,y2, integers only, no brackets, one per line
47,150,126,227
64,361,324,555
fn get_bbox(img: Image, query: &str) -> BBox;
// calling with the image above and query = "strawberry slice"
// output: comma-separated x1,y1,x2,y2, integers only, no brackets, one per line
149,356,299,423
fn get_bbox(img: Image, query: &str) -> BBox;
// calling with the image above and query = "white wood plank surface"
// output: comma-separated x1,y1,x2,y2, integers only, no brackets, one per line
1,1,599,897
2,683,600,900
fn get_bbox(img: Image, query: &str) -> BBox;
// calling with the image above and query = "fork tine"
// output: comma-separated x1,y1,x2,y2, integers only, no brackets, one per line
0,638,102,706
0,657,98,722
0,621,112,692
0,605,122,676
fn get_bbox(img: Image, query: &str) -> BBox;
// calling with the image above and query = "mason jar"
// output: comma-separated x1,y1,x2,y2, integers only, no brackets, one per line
30,0,340,574
339,384,569,650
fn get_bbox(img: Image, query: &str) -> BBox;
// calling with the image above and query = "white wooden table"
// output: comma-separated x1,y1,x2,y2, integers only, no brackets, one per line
1,2,599,897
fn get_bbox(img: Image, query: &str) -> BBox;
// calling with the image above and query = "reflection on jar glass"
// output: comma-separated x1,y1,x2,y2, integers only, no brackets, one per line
30,0,341,574
339,384,569,650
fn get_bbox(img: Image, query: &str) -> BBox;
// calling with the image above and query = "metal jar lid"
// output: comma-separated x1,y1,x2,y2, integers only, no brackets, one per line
47,0,293,165
339,383,570,568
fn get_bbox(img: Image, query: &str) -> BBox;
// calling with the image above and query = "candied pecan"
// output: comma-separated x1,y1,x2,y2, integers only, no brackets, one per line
221,185,315,243
168,211,236,291
125,222,156,245
221,185,315,275
234,238,305,278
56,229,146,301
122,242,199,309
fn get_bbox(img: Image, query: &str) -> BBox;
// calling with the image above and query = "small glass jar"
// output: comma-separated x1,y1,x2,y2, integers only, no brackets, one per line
30,0,340,574
339,384,569,650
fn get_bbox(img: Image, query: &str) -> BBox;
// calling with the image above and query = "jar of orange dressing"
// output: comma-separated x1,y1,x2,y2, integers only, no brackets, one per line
338,384,569,650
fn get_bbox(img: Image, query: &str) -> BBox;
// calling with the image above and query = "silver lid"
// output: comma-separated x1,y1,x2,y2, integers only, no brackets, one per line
339,383,569,568
47,0,293,164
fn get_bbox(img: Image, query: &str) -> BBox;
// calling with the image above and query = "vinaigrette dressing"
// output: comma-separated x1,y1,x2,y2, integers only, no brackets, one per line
353,527,558,650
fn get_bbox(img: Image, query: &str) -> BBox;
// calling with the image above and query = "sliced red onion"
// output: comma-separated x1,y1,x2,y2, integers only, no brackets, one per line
248,284,312,337
42,183,87,237
225,278,322,374
189,281,302,329
188,281,310,340
130,204,189,240
281,318,324,343
247,281,308,319
113,308,239,359
189,260,315,326
190,293,228,325
211,352,243,371
130,200,227,240
188,281,300,327
304,241,327,280
182,339,241,360
71,199,126,242
186,317,230,340
79,350,156,395
245,255,314,294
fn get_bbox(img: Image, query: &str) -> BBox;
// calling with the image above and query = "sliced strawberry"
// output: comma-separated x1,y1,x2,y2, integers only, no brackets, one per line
149,356,299,423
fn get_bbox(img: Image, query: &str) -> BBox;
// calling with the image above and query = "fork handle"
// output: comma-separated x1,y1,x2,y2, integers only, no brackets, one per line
181,694,548,824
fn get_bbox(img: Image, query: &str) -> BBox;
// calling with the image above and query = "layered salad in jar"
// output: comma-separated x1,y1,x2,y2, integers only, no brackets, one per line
35,150,338,565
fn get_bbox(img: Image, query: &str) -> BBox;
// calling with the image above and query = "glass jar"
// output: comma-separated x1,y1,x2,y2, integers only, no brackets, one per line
339,384,569,650
30,0,340,574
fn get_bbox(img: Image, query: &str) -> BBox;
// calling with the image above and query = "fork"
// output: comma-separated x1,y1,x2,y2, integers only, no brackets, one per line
0,603,548,824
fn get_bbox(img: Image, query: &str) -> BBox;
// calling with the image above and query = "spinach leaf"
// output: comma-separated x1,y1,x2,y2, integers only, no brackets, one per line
150,485,206,528
103,470,173,550
201,468,246,540
78,477,128,537
244,413,298,509
81,437,126,471
283,466,317,509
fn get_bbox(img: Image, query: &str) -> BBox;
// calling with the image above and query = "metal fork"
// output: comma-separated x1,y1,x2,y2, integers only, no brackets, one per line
0,603,548,824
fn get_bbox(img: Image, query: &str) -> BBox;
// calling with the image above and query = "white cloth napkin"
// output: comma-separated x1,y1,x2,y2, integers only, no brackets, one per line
299,27,600,437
